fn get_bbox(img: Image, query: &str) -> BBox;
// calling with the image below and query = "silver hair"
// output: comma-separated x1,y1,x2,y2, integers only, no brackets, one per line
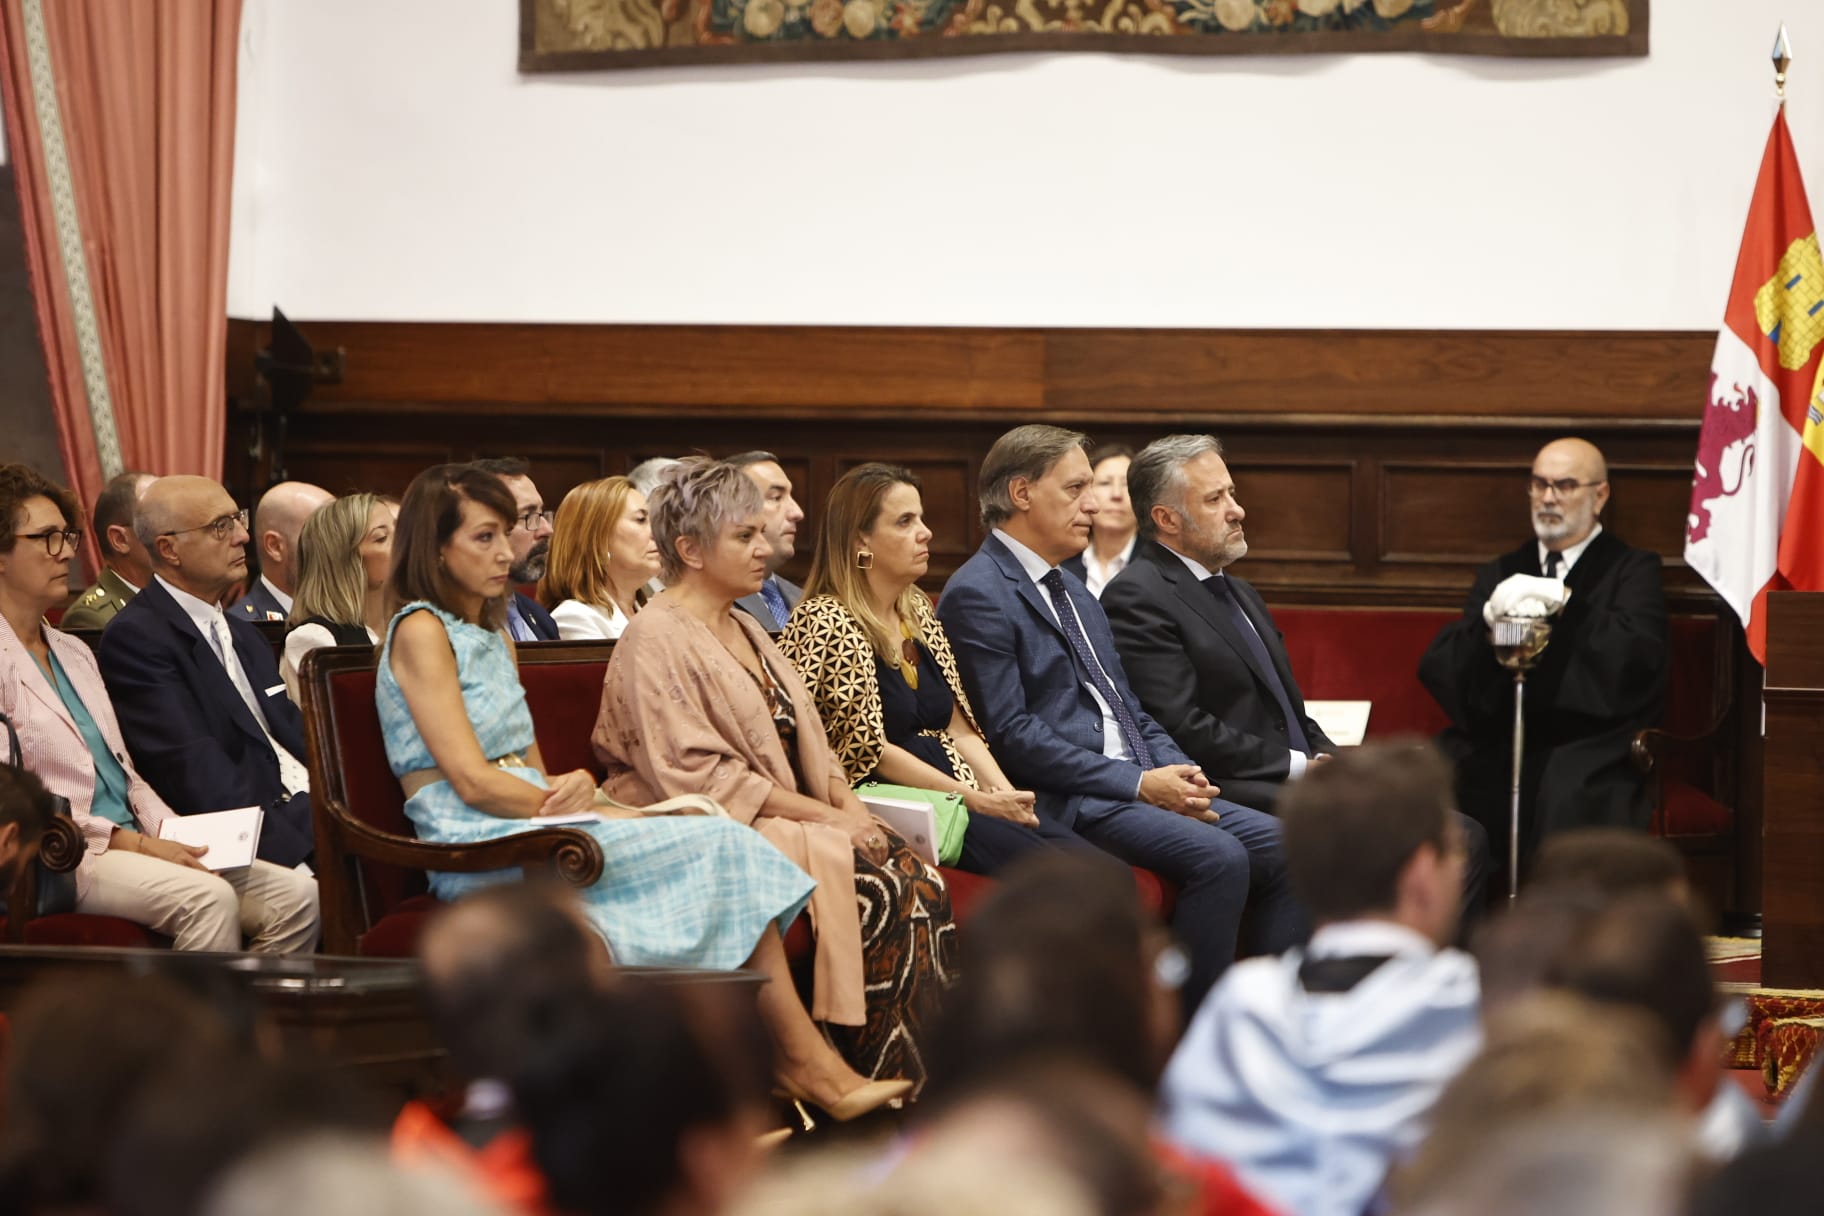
647,458,765,583
627,457,684,498
978,425,1089,529
203,1133,501,1216
1127,434,1224,541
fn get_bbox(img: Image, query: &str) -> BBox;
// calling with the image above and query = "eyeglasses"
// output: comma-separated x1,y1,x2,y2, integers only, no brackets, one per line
1527,476,1603,498
513,509,555,532
160,508,249,542
14,529,82,558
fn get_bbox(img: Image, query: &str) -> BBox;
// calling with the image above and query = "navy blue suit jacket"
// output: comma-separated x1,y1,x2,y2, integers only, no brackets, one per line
937,534,1191,830
513,592,560,641
97,579,316,866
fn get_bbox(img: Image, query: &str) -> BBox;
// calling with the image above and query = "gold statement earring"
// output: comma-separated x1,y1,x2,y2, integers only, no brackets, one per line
856,549,874,571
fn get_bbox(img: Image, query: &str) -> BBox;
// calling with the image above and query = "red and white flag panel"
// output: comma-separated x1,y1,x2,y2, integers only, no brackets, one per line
1686,110,1822,663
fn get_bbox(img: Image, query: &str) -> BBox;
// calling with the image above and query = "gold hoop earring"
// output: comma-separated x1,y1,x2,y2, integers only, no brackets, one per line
856,550,874,571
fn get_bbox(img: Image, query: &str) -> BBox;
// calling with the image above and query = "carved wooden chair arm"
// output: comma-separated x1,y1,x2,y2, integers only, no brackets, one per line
322,805,604,887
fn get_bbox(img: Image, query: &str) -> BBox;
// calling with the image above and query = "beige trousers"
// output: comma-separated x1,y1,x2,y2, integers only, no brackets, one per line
75,849,320,953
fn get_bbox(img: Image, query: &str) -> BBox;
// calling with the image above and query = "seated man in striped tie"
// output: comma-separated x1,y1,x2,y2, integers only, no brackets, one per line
939,424,1303,1013
97,475,318,868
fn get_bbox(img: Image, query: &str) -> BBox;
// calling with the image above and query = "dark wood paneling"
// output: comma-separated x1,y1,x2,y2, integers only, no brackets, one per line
1762,592,1824,988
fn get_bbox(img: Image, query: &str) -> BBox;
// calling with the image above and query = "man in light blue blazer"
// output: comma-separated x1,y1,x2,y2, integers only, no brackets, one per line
939,425,1303,1009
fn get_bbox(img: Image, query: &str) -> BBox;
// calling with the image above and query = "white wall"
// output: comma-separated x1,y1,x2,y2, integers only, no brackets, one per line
227,1,1824,329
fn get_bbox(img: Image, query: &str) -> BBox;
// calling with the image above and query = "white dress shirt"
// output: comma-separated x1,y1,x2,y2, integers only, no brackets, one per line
1538,523,1602,580
551,598,631,641
994,529,1132,766
1164,546,1307,777
1081,535,1137,598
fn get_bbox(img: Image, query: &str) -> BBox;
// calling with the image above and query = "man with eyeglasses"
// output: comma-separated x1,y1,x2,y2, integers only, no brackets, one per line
472,458,560,642
95,476,319,868
231,481,333,622
1419,437,1667,877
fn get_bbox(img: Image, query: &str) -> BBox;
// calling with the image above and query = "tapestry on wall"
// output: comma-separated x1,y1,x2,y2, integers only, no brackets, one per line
521,0,1645,70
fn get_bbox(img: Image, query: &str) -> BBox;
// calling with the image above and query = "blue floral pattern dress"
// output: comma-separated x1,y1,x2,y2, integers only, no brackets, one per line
376,602,814,967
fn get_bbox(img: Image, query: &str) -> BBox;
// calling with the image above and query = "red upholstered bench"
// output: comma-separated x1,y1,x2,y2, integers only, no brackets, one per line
1271,606,1456,739
300,640,1177,958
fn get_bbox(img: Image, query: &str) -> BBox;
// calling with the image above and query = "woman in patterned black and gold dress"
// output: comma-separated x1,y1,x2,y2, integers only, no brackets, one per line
779,462,1109,876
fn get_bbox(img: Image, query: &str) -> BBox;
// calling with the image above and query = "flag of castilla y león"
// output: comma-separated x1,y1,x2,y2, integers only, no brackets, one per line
1686,109,1824,663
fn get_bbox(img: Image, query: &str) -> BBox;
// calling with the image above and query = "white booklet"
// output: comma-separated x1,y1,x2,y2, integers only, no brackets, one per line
159,806,264,871
1303,700,1373,748
859,793,939,867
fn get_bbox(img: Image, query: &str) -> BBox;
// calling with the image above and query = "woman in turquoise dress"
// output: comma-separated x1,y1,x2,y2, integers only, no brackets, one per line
377,463,910,1120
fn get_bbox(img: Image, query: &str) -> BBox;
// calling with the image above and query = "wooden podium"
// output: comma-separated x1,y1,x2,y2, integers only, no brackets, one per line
1762,591,1824,988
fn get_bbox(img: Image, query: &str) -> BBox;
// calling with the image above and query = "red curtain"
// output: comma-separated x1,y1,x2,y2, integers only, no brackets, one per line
0,0,241,552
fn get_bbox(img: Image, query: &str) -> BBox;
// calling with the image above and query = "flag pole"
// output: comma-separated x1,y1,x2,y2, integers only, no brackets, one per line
1774,23,1792,105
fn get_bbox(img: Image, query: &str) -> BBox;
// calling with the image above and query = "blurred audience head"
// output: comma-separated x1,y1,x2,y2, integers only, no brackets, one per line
0,764,58,889
648,457,767,592
202,1134,502,1216
1086,443,1135,545
1399,1112,1691,1216
1530,827,1690,909
628,456,685,498
1127,434,1248,570
135,475,252,602
978,425,1094,565
1691,1124,1824,1216
472,457,552,584
926,853,1176,1103
1474,888,1602,1015
0,463,83,615
0,972,239,1211
1390,991,1678,1212
251,481,335,595
728,451,804,573
538,475,658,611
390,463,519,629
1279,739,1463,944
510,981,774,1216
418,882,612,1086
803,462,931,655
90,469,156,586
290,491,391,630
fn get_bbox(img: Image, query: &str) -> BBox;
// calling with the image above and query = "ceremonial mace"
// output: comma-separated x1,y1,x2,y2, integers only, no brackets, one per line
1491,612,1557,903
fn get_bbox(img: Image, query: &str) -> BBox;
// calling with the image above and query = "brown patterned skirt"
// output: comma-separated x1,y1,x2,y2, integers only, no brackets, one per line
822,833,955,1089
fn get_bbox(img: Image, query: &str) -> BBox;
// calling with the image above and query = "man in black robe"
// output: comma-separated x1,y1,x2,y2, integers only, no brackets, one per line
1419,438,1668,872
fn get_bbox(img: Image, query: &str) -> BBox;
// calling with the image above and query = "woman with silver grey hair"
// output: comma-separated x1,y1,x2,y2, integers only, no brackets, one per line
593,457,953,1094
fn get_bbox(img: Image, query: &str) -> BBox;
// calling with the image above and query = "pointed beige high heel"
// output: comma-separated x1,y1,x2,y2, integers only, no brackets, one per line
774,1077,914,1128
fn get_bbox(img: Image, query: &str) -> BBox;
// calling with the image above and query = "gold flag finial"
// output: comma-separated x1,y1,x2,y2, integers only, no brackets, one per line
1774,23,1793,102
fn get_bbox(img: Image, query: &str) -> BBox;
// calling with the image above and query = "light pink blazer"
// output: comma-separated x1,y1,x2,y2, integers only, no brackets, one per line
0,613,174,896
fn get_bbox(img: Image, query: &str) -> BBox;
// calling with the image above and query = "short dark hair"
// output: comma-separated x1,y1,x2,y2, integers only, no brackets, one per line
1555,893,1715,1067
1279,740,1455,923
1529,829,1685,901
0,763,58,850
723,450,779,469
469,456,530,479
388,464,518,629
0,464,82,557
978,425,1089,528
90,471,149,556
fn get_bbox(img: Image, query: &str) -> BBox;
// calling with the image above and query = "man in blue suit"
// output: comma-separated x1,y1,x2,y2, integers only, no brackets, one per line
939,425,1304,1008
98,476,317,867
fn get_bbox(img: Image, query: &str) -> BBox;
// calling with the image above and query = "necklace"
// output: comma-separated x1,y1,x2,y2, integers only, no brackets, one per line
897,618,919,690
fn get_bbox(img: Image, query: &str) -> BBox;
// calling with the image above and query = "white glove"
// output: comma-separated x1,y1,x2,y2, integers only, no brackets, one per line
1482,573,1572,626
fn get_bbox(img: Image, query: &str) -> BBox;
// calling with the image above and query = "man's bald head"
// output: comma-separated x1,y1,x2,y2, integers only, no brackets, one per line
252,482,333,594
135,476,250,600
1530,438,1610,552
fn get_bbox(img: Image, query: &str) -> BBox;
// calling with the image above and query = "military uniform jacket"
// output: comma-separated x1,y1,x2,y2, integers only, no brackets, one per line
59,567,139,630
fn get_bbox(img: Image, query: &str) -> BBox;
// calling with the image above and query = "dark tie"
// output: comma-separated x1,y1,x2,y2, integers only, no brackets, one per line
759,577,791,628
1205,576,1310,755
1543,551,1563,578
1039,569,1154,769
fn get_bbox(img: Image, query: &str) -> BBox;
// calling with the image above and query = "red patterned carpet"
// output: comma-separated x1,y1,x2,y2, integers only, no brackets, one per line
1709,937,1824,1099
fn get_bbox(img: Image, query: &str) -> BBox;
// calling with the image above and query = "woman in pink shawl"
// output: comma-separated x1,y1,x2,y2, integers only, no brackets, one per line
593,459,953,1088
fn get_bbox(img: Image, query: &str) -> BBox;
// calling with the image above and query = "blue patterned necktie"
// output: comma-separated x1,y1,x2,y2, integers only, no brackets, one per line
759,577,791,629
1204,575,1309,755
1039,569,1154,768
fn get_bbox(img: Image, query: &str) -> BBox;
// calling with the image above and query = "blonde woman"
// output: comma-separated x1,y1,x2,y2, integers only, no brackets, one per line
538,476,661,641
281,493,392,702
780,463,1105,876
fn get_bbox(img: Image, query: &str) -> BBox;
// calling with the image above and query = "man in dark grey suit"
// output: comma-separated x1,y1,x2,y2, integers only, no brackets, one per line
1102,435,1337,814
939,425,1303,1010
729,451,803,632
